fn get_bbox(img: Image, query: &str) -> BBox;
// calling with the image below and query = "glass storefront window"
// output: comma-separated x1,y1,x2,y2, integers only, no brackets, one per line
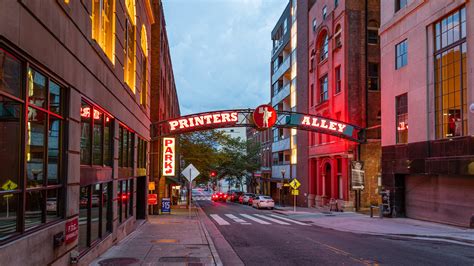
0,48,22,98
80,101,92,164
28,68,47,109
25,191,44,230
0,96,21,190
48,117,60,185
104,116,112,166
0,194,18,240
49,81,61,115
92,109,103,165
91,184,101,243
78,186,89,252
27,107,46,188
46,189,61,222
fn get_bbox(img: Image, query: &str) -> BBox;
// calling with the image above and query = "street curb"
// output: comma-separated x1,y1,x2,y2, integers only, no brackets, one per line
195,208,223,266
195,203,244,266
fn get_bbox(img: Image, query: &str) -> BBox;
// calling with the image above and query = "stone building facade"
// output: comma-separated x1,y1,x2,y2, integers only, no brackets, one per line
307,0,381,211
380,0,474,227
0,0,159,264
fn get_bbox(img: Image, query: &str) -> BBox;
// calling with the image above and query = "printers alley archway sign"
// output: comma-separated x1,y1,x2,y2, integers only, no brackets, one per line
151,106,365,143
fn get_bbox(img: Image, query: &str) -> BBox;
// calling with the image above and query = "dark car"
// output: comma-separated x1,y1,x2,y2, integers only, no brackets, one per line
229,191,243,202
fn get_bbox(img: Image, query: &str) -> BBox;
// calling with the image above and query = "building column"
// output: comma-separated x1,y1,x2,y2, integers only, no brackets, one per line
331,158,338,199
342,157,349,201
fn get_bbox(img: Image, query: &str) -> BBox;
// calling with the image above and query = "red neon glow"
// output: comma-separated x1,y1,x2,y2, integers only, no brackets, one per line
168,112,238,131
80,107,102,120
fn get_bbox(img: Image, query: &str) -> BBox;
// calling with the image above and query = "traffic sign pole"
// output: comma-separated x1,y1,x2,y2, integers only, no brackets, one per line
189,168,192,219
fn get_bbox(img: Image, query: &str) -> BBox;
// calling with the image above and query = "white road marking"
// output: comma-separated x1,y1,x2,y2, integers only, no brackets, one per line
239,214,271,225
225,214,248,224
254,214,290,225
210,214,230,225
269,215,310,226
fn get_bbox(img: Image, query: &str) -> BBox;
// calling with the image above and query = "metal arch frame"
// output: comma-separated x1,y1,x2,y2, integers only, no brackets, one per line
151,109,366,143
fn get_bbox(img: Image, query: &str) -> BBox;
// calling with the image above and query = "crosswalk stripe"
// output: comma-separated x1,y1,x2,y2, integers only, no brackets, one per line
225,214,248,224
239,214,271,225
254,214,290,225
210,214,230,225
269,215,310,226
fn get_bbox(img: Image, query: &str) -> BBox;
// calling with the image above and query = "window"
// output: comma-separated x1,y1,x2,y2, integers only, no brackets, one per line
91,0,115,63
117,179,134,223
335,66,341,94
80,101,113,166
283,19,288,34
368,29,378,44
124,0,136,92
396,93,408,143
119,125,134,168
322,6,327,20
137,138,147,171
140,26,148,108
310,84,314,106
78,182,112,252
368,63,379,91
334,24,342,48
319,33,329,62
434,7,467,139
312,19,317,32
319,75,328,103
395,39,408,69
335,0,339,7
395,0,408,12
0,48,66,241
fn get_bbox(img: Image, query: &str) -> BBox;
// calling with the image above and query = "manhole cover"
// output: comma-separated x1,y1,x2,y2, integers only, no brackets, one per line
151,239,179,243
98,258,140,265
159,257,202,263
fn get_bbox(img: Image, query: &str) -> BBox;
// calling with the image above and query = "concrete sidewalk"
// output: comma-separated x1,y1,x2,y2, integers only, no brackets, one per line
274,206,474,245
91,208,221,266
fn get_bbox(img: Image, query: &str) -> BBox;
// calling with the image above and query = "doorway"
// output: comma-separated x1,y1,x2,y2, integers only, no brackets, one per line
393,174,406,217
136,176,146,219
324,163,332,199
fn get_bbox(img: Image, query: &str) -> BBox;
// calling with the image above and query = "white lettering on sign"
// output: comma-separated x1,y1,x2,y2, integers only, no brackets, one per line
301,116,347,133
162,138,175,176
168,112,239,131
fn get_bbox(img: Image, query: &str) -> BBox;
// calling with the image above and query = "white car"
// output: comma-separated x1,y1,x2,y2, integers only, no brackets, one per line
241,193,255,205
252,195,275,210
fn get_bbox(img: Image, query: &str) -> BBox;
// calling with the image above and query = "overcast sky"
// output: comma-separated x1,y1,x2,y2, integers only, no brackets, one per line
162,0,288,115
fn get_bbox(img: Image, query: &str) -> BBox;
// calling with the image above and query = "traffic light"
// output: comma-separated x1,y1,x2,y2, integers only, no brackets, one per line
210,170,217,177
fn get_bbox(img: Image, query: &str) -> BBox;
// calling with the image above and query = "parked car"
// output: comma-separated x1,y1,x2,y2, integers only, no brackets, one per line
240,193,255,205
252,195,275,210
212,192,227,202
229,191,243,202
248,195,256,206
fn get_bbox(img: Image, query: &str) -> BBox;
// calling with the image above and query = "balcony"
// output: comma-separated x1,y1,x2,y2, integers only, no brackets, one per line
272,137,290,152
271,83,290,106
271,55,291,84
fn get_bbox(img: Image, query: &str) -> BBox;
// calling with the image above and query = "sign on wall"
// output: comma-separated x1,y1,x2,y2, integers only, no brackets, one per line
162,137,175,176
167,111,239,132
65,218,79,244
351,161,365,190
148,194,158,205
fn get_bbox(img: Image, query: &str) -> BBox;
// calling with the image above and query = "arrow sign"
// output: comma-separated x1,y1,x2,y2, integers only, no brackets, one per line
353,185,365,190
181,164,200,182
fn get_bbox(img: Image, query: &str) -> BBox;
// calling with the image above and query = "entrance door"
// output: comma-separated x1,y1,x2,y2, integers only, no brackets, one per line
324,163,332,199
136,176,146,219
393,174,406,217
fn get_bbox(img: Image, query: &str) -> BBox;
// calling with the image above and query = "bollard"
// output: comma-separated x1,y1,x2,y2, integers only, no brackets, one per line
379,204,383,219
370,206,373,218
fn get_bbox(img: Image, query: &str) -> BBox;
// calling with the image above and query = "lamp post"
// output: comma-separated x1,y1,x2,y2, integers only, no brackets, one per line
281,168,286,207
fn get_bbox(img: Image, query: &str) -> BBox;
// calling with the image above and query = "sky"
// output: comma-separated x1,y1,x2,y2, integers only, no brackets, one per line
162,0,288,115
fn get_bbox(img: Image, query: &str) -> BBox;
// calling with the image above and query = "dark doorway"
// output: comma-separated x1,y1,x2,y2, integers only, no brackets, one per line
324,163,332,199
136,176,147,219
393,174,406,217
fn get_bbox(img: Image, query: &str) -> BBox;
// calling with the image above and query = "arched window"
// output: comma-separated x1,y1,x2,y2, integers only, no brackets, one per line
334,24,342,48
140,25,148,107
319,32,329,61
124,0,136,92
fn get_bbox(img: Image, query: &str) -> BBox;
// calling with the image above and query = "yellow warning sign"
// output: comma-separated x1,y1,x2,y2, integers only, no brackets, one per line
289,179,301,190
2,180,18,191
291,189,299,196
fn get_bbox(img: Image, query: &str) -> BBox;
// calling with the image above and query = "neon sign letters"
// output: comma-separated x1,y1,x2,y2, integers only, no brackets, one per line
162,137,175,176
168,111,238,131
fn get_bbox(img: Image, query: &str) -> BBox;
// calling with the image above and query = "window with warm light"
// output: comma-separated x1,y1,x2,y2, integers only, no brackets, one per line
434,7,467,139
396,93,408,143
91,0,115,63
140,26,148,107
124,0,136,92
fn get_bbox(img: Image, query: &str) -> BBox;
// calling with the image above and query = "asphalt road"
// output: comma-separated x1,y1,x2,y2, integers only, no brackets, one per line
199,200,474,266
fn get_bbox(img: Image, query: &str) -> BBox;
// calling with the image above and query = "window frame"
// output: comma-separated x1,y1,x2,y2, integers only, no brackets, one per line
368,62,379,91
0,46,67,243
395,39,408,69
319,74,329,103
335,66,342,94
395,93,408,144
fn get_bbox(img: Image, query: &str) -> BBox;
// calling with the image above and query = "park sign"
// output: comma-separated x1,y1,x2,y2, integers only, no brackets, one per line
162,138,175,176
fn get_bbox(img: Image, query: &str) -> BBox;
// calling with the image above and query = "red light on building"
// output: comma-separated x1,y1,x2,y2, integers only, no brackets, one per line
210,171,217,177
80,107,101,120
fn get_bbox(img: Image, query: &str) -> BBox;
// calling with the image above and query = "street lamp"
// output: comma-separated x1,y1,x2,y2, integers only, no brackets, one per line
280,168,286,207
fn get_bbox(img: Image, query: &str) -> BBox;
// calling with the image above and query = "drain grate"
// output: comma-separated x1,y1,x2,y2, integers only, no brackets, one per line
158,256,202,263
98,257,140,265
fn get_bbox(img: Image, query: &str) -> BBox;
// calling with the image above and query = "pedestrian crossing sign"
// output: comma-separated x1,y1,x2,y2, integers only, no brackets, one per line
289,179,300,190
1,180,18,191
